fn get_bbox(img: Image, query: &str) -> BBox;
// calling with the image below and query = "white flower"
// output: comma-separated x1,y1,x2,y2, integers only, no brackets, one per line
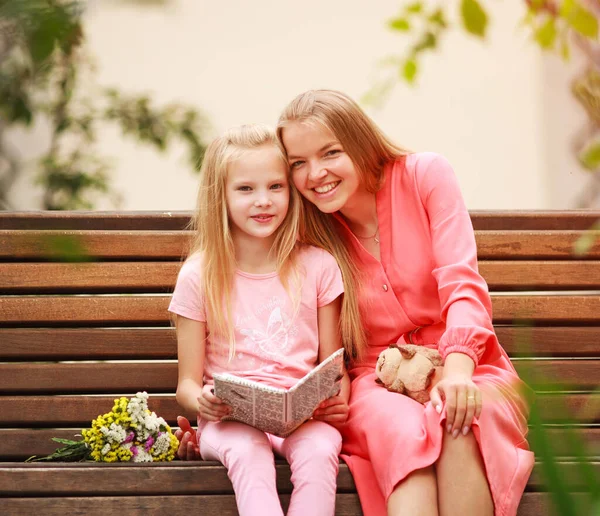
100,422,127,444
101,443,111,456
132,448,153,463
152,433,171,456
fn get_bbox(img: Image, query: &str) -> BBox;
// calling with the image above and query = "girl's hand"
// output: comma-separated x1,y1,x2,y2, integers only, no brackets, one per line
430,374,482,438
198,384,231,422
175,416,201,461
313,394,349,428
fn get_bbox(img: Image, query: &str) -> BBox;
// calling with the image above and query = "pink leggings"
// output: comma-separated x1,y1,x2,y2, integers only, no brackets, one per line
198,419,342,516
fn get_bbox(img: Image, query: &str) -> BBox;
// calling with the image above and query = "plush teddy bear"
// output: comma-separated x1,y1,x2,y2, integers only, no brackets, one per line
375,344,444,404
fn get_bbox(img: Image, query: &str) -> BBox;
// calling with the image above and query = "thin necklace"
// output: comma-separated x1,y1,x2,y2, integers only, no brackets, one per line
354,224,380,244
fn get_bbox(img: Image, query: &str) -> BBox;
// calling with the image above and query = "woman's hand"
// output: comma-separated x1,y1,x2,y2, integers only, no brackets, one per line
429,352,481,438
174,416,201,461
430,373,482,438
198,384,230,422
313,394,349,428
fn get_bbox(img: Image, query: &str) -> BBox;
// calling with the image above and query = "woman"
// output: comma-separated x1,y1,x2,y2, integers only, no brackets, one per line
177,90,534,516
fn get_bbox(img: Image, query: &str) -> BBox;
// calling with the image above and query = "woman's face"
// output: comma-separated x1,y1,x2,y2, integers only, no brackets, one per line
281,121,360,213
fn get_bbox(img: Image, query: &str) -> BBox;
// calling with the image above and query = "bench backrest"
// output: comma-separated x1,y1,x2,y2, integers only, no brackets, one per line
1,211,599,461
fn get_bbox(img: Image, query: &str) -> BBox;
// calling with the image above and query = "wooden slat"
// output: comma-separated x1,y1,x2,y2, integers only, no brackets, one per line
0,327,597,360
491,295,600,324
475,231,600,259
3,261,600,294
0,211,192,231
1,394,598,427
0,461,597,494
0,296,170,326
0,360,597,394
497,327,600,357
0,461,356,495
0,230,192,260
2,230,599,261
0,328,177,360
470,211,600,231
0,494,359,515
1,427,598,462
2,210,598,230
0,493,593,516
2,295,599,326
479,261,600,290
0,363,178,394
0,262,180,293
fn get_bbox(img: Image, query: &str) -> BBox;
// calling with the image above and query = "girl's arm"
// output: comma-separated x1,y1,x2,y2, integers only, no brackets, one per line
175,315,229,421
175,315,206,416
313,295,351,426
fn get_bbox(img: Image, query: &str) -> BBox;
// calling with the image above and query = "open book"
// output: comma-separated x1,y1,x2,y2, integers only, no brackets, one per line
212,348,345,437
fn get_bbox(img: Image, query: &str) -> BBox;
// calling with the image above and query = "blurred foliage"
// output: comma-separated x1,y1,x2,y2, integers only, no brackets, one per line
364,0,600,211
0,0,208,210
515,325,600,516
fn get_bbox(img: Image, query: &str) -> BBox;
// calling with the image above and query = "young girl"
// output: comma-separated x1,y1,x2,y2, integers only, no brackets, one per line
168,124,352,516
275,90,534,516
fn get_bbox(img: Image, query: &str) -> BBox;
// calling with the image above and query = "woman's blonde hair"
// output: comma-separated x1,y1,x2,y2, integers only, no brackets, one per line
188,124,302,360
277,89,410,360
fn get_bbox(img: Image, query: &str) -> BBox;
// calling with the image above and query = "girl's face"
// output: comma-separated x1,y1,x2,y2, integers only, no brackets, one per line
225,144,290,243
281,121,360,214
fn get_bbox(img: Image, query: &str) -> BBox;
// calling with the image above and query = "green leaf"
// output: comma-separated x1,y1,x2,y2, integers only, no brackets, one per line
402,59,418,83
388,17,410,31
567,4,598,38
574,221,600,256
460,0,488,38
559,0,576,18
579,141,600,170
534,18,557,49
405,2,422,14
428,8,447,28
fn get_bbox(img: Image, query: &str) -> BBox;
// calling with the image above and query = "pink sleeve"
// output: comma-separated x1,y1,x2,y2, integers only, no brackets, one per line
316,250,345,308
168,256,206,322
415,153,497,366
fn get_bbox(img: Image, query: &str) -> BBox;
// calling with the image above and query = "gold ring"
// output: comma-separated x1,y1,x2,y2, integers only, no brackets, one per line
467,395,475,400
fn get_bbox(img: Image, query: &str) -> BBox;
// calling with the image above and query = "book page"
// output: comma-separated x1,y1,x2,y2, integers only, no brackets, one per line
213,375,288,435
289,348,344,429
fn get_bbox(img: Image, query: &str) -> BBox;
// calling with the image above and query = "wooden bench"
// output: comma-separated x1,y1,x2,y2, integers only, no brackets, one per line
0,210,599,515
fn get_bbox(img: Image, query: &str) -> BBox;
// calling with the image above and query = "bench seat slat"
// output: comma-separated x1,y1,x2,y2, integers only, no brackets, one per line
3,261,600,293
1,428,597,462
2,230,599,260
0,462,597,494
2,295,599,325
0,360,598,393
1,327,598,359
0,493,592,516
0,394,597,426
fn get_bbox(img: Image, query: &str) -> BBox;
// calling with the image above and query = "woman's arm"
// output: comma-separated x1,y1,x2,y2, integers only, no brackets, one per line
415,154,492,434
314,295,351,426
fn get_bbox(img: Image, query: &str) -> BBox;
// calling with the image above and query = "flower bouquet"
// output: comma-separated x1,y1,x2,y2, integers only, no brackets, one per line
27,392,179,463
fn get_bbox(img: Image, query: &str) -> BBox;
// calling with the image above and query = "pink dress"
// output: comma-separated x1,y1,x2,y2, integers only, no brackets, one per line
337,153,534,516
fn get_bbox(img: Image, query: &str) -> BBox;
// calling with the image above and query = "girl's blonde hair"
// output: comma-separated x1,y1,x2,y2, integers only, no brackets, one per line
277,89,411,360
188,124,302,359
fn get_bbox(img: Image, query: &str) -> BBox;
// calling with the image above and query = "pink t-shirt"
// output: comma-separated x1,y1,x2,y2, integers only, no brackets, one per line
168,245,344,389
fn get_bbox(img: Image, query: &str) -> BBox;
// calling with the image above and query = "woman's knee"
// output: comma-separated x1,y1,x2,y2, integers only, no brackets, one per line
438,431,483,470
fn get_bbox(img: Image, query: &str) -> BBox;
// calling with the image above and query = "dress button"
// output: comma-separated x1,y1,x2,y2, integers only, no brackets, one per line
382,284,388,292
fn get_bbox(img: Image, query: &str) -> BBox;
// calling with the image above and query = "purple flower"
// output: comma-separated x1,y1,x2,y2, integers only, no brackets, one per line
123,432,135,444
131,446,138,457
144,436,154,451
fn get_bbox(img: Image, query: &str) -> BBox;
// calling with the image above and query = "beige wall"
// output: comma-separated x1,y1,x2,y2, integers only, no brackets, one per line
7,1,592,210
